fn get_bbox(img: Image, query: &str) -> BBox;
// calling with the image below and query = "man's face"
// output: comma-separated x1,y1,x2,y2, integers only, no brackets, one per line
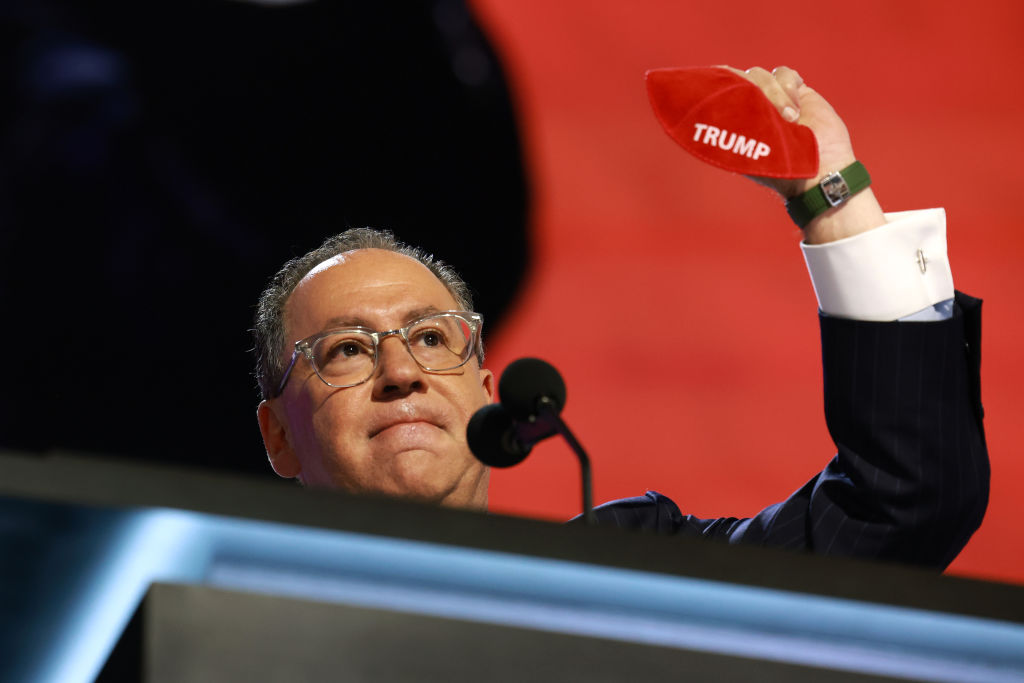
257,249,494,509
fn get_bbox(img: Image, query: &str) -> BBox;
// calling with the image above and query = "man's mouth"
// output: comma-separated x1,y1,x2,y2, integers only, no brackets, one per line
371,419,435,438
368,408,445,438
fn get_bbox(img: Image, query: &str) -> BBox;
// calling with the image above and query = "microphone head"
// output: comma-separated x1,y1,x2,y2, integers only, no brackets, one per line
466,403,531,468
499,357,567,420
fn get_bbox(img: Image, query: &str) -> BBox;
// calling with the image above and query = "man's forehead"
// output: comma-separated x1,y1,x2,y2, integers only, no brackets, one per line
300,247,426,283
286,248,458,335
301,250,354,281
297,248,446,291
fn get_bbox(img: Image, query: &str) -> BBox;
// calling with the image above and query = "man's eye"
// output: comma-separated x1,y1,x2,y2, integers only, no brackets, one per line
339,342,363,356
323,338,370,362
411,329,445,347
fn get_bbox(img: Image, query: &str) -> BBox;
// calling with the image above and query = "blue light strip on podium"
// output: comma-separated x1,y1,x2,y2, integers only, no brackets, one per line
24,507,1024,683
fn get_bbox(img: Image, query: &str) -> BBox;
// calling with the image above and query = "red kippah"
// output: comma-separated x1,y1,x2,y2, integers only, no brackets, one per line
645,67,819,179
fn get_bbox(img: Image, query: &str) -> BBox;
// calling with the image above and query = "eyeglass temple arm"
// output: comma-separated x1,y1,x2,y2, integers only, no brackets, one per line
275,349,302,397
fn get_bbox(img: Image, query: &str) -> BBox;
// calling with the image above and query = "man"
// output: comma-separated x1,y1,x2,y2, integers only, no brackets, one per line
253,67,988,568
255,231,494,508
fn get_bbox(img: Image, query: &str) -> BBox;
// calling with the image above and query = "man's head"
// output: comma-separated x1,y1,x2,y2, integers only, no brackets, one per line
253,229,494,509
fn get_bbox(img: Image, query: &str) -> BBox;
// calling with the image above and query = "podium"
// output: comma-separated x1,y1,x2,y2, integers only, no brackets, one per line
2,450,1022,682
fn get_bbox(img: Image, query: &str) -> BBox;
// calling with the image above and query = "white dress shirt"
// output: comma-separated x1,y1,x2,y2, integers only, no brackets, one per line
801,208,954,322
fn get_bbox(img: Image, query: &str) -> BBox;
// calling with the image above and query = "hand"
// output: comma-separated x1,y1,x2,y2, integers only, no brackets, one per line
720,66,886,243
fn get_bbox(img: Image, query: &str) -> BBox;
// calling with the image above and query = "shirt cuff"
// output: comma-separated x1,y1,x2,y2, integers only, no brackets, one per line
800,208,955,321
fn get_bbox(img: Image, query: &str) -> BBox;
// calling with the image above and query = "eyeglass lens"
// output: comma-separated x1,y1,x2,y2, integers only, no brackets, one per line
311,314,474,387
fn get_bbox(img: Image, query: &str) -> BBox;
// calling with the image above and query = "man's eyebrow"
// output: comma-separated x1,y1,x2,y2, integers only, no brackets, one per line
321,315,372,329
402,305,444,322
320,306,445,331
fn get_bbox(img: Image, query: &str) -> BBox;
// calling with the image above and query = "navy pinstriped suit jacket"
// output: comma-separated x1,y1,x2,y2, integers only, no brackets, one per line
590,292,988,569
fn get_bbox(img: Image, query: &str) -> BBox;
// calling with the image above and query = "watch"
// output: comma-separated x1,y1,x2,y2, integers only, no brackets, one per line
785,161,871,229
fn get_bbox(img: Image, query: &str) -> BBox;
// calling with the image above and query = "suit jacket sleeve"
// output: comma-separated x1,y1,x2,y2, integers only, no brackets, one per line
590,291,989,569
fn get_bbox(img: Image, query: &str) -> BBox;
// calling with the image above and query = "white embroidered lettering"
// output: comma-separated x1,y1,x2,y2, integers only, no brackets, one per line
691,122,770,162
733,135,755,157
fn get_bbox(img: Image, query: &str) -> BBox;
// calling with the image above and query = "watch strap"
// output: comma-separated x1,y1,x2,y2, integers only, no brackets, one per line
785,161,871,229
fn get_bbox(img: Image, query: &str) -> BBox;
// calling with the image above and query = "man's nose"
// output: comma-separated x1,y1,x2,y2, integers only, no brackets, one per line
373,333,425,395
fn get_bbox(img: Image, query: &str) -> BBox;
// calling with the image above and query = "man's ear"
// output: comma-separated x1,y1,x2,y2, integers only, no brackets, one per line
257,399,301,479
479,366,496,404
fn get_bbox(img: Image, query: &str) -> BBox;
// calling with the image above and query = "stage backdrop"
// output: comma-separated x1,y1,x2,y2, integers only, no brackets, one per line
472,0,1024,585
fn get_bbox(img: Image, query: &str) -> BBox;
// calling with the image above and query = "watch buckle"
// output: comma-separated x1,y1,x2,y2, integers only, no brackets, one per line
820,171,851,207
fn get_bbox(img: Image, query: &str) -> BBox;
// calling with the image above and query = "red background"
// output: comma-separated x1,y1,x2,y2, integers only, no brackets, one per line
469,1,1024,585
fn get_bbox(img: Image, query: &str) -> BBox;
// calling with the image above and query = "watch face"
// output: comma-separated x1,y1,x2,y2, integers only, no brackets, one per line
821,171,852,207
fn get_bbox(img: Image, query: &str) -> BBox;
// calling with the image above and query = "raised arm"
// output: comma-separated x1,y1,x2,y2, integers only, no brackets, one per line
590,66,989,568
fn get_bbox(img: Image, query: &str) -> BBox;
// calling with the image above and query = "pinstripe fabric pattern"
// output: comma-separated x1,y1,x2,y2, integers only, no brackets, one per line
589,292,988,569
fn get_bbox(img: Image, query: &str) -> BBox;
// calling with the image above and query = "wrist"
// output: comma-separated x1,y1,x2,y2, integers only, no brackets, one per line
784,160,885,244
801,187,886,244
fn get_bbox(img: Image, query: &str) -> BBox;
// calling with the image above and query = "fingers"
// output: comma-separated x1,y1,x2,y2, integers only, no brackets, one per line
717,65,805,123
744,66,800,122
772,65,804,109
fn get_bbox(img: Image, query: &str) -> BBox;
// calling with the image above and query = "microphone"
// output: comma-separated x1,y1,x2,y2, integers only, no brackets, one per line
466,358,568,467
465,403,558,468
467,357,595,524
498,357,567,421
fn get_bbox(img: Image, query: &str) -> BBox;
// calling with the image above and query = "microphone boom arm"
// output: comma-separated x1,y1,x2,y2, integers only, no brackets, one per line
536,397,595,525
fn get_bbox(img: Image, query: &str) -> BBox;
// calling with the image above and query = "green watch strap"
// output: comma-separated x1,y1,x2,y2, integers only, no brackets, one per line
785,161,871,229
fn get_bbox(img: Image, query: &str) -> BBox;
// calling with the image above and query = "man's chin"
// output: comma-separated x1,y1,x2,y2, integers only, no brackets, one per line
381,451,460,499
375,451,487,510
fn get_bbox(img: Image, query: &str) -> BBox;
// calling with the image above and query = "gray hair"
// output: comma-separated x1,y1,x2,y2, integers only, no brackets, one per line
253,227,479,400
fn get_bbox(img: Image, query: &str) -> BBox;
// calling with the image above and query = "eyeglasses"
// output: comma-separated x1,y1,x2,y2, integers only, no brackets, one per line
274,311,483,396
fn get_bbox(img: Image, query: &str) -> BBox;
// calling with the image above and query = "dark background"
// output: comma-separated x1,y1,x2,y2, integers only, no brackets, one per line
0,0,528,475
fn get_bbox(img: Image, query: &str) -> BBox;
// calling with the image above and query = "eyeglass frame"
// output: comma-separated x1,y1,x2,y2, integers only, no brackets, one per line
273,310,484,397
